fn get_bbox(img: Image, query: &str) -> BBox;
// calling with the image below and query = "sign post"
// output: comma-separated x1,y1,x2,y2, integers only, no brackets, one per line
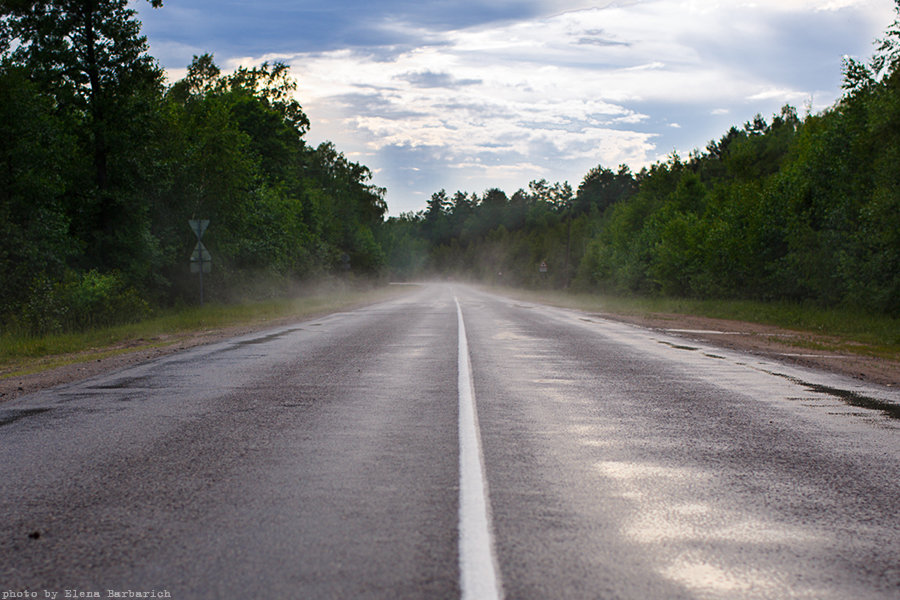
188,219,211,304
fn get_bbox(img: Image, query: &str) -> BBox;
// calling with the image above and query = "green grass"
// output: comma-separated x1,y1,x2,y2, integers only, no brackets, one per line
5,282,898,377
0,284,415,377
488,286,900,358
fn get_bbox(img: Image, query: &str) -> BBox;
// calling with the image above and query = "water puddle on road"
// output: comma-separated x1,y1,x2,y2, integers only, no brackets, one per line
658,340,701,351
765,371,900,420
665,328,744,335
233,327,303,347
89,374,155,390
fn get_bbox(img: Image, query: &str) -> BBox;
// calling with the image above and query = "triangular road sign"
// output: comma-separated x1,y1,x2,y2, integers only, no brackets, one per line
188,219,210,240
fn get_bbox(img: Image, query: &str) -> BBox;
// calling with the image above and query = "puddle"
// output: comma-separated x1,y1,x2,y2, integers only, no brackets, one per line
664,329,743,335
658,340,700,351
0,408,51,428
90,375,154,390
234,327,303,346
772,372,900,420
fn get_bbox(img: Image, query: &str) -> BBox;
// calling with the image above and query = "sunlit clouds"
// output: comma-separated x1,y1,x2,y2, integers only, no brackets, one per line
138,0,895,213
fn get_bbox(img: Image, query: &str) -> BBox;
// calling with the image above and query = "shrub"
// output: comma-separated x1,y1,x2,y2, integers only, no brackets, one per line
19,270,151,335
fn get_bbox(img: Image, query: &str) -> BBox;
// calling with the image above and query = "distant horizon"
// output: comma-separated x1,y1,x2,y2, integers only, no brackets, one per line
136,0,896,215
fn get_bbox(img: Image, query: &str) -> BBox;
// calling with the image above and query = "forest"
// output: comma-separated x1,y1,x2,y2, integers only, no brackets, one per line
2,0,899,337
0,0,386,334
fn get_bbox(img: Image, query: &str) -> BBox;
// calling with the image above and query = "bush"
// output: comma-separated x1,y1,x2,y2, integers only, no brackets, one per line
19,270,151,335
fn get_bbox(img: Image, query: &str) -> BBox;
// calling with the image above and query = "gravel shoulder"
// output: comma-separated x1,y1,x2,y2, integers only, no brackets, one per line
600,311,899,388
0,316,319,402
2,303,897,403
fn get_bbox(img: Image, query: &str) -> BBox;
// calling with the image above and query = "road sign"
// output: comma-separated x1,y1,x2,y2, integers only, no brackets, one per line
190,241,212,273
188,220,212,304
539,261,548,273
188,219,210,240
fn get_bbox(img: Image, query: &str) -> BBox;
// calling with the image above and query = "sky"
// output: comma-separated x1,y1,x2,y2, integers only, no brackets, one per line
134,0,897,215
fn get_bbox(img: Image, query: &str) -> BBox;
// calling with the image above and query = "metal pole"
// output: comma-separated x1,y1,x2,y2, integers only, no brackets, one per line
564,216,571,288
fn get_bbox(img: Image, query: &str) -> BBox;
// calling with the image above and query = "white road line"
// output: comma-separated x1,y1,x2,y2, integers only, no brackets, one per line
456,296,503,600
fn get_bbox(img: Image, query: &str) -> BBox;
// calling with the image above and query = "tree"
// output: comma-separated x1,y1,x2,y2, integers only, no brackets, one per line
449,191,476,239
0,62,75,317
423,189,450,244
1,0,166,282
872,0,900,79
1,0,163,189
575,165,635,214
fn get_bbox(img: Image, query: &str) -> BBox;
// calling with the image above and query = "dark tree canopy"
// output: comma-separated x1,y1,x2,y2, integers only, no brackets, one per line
0,2,390,332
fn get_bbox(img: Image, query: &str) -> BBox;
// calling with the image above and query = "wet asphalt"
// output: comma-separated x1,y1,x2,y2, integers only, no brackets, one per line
1,283,898,599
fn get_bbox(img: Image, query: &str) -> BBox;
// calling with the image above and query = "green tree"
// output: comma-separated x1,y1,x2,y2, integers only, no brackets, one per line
0,63,75,318
423,189,450,244
575,165,636,214
1,0,166,283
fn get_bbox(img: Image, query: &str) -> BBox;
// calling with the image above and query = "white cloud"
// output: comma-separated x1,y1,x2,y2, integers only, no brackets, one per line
248,0,896,213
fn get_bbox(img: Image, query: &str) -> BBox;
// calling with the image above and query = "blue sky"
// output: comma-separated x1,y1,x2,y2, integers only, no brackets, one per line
135,0,896,215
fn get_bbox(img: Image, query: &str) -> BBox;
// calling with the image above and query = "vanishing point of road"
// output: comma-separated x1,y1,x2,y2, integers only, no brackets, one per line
1,284,898,599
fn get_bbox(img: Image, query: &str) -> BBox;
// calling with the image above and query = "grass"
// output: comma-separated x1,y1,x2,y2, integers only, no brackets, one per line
4,281,899,378
487,286,900,359
0,284,415,378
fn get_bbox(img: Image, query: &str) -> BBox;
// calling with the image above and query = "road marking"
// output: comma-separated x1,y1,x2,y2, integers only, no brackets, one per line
456,297,503,600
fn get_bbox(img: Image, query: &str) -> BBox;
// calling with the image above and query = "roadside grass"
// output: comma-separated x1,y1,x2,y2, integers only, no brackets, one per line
0,284,415,377
489,286,900,359
4,281,898,378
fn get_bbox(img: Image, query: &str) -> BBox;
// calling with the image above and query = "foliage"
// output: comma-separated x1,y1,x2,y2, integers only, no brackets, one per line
0,5,388,334
19,270,150,335
0,63,76,318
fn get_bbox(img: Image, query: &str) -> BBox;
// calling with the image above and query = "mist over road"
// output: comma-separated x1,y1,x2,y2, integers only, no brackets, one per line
1,284,898,599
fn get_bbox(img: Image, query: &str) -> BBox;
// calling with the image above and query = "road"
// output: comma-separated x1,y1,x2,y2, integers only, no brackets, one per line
1,283,898,599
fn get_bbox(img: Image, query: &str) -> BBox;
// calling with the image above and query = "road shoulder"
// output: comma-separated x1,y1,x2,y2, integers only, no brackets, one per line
599,311,899,388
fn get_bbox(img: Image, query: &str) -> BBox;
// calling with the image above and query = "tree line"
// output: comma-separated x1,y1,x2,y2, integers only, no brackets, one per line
1,0,386,334
382,3,900,316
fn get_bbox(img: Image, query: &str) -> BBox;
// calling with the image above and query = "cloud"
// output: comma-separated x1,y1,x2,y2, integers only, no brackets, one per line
142,0,897,213
397,70,483,88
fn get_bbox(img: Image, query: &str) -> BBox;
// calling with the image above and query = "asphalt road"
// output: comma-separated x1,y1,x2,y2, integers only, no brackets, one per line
1,283,898,599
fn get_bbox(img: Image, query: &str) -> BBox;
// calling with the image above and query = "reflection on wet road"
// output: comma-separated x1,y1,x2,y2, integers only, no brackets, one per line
1,283,898,599
463,286,899,600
